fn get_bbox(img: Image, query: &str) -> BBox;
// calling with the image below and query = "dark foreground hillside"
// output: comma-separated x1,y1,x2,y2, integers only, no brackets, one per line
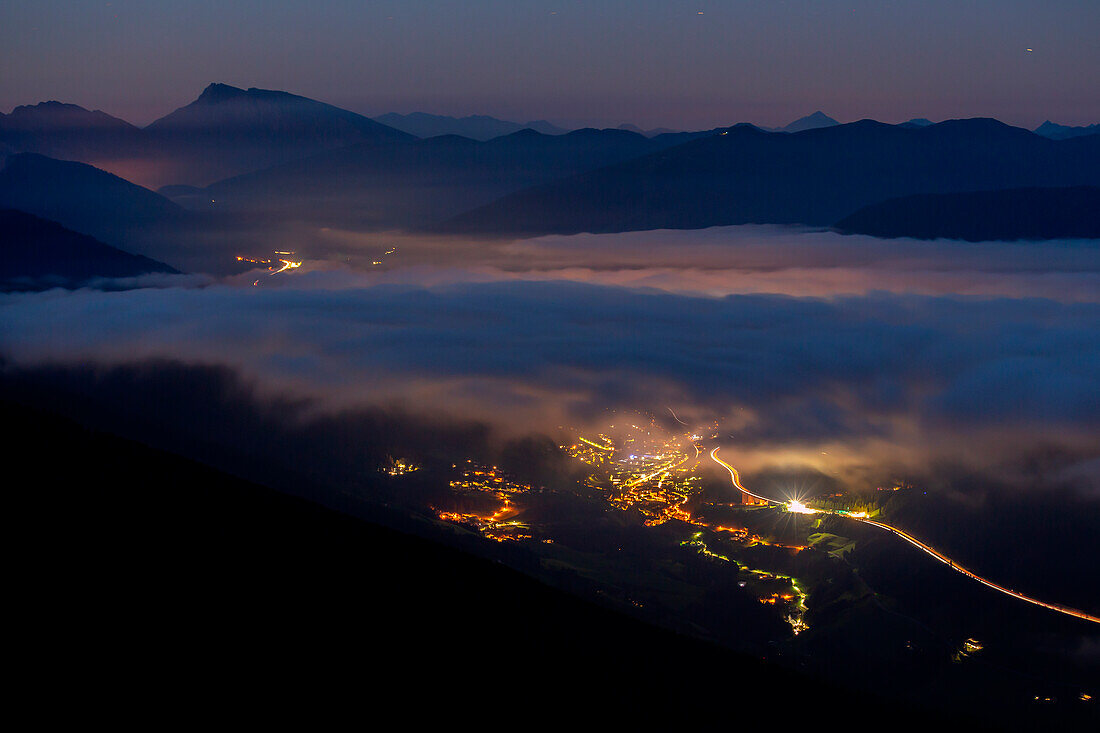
4,397,988,727
834,186,1100,241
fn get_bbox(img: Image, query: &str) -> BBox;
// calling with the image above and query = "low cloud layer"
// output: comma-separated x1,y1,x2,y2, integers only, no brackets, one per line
4,267,1100,495
232,224,1100,303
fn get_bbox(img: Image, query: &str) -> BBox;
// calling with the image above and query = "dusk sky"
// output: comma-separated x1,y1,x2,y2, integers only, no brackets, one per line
3,0,1098,129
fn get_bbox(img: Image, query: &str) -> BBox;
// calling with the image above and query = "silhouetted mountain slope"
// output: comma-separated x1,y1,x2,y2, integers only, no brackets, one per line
1034,120,1100,140
0,101,142,161
0,209,177,289
0,153,185,243
1,397,976,726
373,111,567,140
834,186,1100,241
1,85,416,189
141,83,414,186
440,118,1100,236
200,126,717,228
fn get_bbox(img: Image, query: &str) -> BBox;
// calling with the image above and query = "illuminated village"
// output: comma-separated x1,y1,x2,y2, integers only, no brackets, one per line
436,460,535,543
430,409,1097,644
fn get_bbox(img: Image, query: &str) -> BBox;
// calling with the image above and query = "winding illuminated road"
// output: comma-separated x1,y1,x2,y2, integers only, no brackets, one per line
710,447,780,506
710,447,1099,625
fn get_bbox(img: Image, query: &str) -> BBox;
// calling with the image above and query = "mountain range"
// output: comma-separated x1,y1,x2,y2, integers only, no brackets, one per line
0,87,860,192
616,123,684,137
372,111,566,140
4,84,1099,247
440,118,1100,236
194,126,717,228
1033,120,1100,140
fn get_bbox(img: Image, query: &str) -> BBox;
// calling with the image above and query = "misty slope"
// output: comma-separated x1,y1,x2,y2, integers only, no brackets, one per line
0,153,185,243
0,209,178,289
439,119,1100,236
834,186,1100,241
199,127,718,228
373,111,567,140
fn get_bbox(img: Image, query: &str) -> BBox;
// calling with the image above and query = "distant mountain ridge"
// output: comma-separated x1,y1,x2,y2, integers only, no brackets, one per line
616,123,683,137
373,111,566,140
1034,120,1100,140
7,85,1100,241
439,118,1100,236
0,101,142,165
194,126,721,228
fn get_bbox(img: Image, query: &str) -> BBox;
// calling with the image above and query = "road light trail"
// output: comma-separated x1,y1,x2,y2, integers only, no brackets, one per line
579,436,614,451
269,258,302,275
709,446,1099,625
853,516,1099,624
710,447,781,506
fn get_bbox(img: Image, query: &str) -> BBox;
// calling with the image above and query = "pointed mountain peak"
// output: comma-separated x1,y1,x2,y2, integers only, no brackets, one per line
782,111,840,133
195,83,249,104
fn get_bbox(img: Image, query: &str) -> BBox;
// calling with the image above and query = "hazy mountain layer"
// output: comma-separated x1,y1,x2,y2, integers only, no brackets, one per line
1033,121,1100,140
373,111,566,140
198,127,717,228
